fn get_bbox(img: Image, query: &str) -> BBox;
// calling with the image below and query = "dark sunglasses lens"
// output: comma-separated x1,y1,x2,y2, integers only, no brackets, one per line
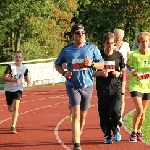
75,31,85,35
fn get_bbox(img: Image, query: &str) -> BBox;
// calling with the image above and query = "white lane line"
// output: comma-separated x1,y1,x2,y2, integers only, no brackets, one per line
0,88,66,101
0,100,68,125
0,95,68,108
54,104,95,150
54,116,70,150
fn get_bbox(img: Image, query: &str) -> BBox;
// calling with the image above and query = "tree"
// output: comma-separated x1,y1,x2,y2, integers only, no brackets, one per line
0,0,78,61
75,0,150,49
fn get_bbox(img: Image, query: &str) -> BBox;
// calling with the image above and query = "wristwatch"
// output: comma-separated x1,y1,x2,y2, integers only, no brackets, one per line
91,62,95,68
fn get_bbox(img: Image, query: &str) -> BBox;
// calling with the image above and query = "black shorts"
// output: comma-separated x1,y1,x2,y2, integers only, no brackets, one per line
130,91,150,100
5,90,22,105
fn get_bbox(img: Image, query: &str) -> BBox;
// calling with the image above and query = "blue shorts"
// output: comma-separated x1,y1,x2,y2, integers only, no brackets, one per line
66,85,93,111
5,90,22,105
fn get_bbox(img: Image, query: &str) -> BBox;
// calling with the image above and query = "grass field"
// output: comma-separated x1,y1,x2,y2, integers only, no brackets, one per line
0,66,6,84
124,104,150,143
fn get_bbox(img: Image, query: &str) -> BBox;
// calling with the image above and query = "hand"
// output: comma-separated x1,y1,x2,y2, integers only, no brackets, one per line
14,79,21,84
132,71,138,76
101,70,109,77
83,56,92,67
112,71,120,78
64,71,72,79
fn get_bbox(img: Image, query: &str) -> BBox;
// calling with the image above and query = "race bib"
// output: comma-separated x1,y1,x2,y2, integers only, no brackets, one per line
137,72,150,80
104,61,115,72
72,59,87,71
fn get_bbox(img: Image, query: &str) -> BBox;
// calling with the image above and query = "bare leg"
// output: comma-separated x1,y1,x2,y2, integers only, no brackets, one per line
11,99,20,128
71,105,80,144
8,105,12,112
137,100,149,131
80,110,87,135
132,96,143,131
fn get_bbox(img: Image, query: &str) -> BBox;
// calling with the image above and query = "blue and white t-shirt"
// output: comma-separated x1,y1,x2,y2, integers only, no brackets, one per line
54,42,104,88
4,63,28,92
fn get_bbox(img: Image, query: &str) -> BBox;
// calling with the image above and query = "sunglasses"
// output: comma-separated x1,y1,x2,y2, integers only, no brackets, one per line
74,31,85,35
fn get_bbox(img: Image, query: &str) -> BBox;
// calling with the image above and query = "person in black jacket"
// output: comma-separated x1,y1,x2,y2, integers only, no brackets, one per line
94,32,125,144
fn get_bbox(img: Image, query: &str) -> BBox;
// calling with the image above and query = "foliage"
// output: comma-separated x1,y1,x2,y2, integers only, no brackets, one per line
75,0,150,49
0,0,149,62
0,0,78,61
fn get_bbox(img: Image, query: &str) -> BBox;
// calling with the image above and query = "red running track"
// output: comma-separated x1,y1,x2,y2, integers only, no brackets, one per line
0,84,150,150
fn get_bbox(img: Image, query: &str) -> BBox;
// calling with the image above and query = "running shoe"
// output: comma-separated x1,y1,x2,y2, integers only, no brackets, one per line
73,147,81,150
129,131,137,142
114,132,121,142
69,112,72,122
10,126,17,134
137,132,143,141
104,135,113,144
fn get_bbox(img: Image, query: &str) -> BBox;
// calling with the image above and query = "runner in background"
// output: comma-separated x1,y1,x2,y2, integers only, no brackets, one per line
126,32,150,142
94,32,125,144
54,23,104,150
2,51,30,134
114,29,130,126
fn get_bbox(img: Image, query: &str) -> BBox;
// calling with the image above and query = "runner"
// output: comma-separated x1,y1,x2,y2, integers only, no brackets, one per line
94,32,125,144
2,51,30,134
114,29,130,126
126,32,150,142
54,23,104,150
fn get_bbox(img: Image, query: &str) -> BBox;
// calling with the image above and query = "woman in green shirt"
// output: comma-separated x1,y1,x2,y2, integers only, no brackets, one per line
126,32,150,142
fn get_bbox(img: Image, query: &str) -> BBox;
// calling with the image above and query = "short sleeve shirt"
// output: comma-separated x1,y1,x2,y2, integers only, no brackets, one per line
114,42,130,63
4,63,28,92
96,50,125,95
126,49,150,93
54,42,104,88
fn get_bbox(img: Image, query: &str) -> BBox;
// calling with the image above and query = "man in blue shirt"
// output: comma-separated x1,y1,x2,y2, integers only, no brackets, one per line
54,23,104,150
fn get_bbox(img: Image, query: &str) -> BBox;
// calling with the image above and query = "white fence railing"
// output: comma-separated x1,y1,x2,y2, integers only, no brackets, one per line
0,58,66,87
0,52,135,87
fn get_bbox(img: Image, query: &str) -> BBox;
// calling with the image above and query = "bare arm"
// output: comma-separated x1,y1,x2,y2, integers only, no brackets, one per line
92,62,104,70
55,65,72,79
93,70,108,77
55,65,65,75
93,71,103,77
2,73,20,83
24,75,31,86
24,76,30,82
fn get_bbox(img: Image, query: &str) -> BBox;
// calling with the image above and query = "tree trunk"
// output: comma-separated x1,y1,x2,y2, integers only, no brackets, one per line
11,30,15,51
15,29,21,52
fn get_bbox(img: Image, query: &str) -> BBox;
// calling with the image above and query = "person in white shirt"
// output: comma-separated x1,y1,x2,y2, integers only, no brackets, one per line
2,51,30,134
114,29,130,126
